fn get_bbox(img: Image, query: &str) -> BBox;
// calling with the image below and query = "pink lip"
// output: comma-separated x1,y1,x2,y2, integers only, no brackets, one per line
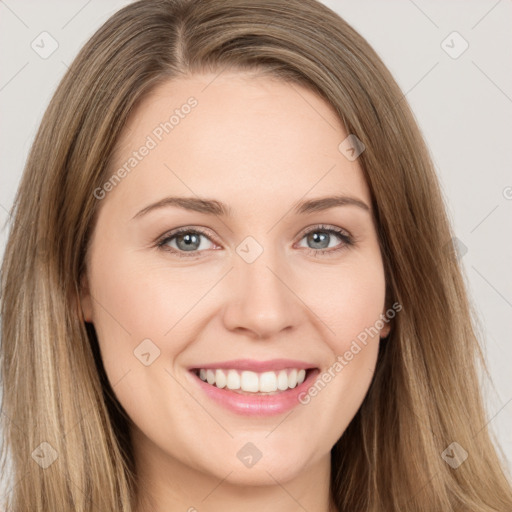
188,366,320,417
188,359,316,372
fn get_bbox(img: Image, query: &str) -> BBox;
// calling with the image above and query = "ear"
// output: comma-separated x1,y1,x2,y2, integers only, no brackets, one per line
380,319,391,339
380,304,392,338
79,272,93,323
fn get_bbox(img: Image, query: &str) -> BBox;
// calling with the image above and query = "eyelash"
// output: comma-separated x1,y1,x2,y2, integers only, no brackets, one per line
156,224,354,259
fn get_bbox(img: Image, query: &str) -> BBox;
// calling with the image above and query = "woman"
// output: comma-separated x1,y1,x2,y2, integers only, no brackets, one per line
1,0,511,510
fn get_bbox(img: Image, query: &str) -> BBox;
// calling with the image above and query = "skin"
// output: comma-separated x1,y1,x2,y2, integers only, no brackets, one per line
80,71,390,512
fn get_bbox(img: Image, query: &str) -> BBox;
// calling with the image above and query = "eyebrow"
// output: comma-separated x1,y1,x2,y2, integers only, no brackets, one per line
131,194,370,220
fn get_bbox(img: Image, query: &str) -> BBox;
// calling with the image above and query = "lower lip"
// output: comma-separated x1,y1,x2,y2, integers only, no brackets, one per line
189,369,320,416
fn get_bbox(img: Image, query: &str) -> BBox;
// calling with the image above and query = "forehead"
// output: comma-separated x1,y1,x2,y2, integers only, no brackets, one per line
105,71,371,215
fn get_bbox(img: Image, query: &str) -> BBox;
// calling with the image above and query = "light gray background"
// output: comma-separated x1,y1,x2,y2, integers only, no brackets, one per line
1,0,511,485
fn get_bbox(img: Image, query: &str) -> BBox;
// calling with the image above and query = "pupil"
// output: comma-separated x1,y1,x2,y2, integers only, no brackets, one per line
178,233,200,251
309,232,328,249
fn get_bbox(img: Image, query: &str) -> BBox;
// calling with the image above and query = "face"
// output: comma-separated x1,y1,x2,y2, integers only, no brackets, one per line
81,71,390,489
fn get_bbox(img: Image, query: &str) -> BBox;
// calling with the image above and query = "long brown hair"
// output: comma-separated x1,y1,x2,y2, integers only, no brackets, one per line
1,0,511,510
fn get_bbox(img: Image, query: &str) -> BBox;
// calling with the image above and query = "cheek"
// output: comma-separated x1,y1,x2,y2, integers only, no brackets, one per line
85,247,178,386
298,253,387,351
296,264,385,436
86,251,195,434
295,253,385,409
88,249,207,345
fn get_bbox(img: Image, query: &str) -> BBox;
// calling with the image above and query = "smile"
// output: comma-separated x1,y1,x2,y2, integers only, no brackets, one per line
194,368,308,394
187,360,320,416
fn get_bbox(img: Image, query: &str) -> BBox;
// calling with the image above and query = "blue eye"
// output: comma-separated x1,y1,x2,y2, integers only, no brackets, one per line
297,225,353,256
156,224,353,258
157,227,215,257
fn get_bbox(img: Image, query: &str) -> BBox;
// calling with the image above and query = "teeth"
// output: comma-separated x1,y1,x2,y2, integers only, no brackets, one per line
260,371,277,392
206,369,215,385
277,370,288,390
215,369,227,389
196,368,310,393
241,371,259,392
226,369,240,390
288,369,298,388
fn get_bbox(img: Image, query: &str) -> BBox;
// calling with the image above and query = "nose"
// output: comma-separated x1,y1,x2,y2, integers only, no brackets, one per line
221,246,305,340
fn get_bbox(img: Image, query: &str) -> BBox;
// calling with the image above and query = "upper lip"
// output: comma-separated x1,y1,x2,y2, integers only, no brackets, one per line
188,359,317,372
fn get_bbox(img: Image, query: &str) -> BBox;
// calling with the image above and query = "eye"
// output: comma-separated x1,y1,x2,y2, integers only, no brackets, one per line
296,224,353,257
156,227,217,258
156,224,354,259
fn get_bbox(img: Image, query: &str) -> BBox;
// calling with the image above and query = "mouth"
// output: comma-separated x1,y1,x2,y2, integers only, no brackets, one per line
187,361,320,416
190,367,314,395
